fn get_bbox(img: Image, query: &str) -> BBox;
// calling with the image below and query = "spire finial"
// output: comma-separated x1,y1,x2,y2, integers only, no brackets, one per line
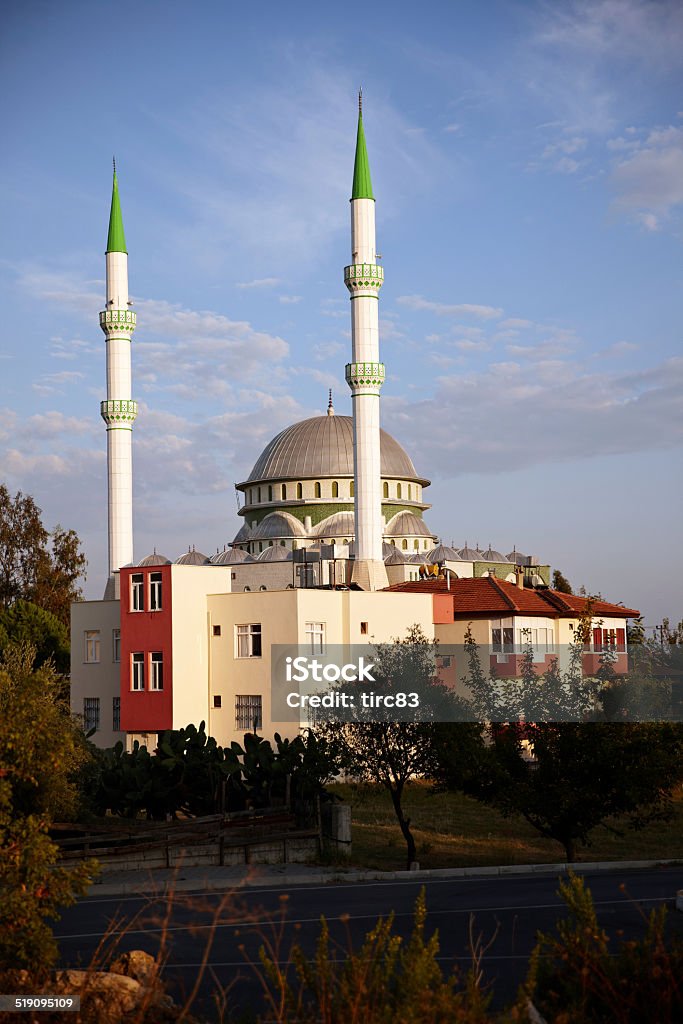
359,87,363,116
113,155,116,175
327,389,335,416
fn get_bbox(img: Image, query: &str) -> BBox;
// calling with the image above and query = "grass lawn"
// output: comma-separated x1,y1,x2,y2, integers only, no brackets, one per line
327,781,683,870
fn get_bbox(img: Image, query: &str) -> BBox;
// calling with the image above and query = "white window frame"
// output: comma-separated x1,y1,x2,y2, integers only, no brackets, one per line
131,652,145,690
235,694,263,731
131,573,144,612
150,652,164,691
235,623,262,658
305,621,326,654
149,572,162,611
84,630,101,663
112,628,121,663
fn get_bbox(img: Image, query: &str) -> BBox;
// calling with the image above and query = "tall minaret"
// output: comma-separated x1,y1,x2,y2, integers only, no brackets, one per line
100,162,137,587
345,92,388,591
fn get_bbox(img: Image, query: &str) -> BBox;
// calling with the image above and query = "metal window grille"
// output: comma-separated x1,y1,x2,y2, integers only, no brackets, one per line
113,696,120,731
235,695,262,732
84,697,100,732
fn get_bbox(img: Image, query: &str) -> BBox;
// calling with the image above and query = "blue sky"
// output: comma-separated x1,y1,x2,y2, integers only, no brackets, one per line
1,0,682,627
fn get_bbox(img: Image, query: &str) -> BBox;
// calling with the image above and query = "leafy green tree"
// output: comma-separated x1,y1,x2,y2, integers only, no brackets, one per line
0,644,96,974
0,485,86,626
551,568,573,593
0,599,70,675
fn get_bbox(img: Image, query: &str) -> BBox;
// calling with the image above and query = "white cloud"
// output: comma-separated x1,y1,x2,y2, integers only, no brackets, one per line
397,294,503,319
279,294,302,304
611,125,683,224
235,277,281,289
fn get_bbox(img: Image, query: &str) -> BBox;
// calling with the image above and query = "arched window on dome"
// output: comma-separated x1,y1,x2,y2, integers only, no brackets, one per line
383,482,389,499
296,482,303,500
268,485,273,502
315,482,321,498
259,542,263,552
402,539,408,550
414,539,419,549
257,487,262,503
281,484,287,500
408,485,412,499
397,483,402,499
292,540,298,550
350,480,354,497
332,481,339,498
280,540,285,546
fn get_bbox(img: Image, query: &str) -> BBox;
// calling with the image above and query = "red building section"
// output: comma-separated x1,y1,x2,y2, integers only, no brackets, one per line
119,564,173,733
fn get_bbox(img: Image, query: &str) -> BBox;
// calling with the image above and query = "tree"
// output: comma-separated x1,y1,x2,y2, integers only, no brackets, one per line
0,643,96,974
0,485,86,626
551,569,573,594
0,600,70,676
435,719,683,862
314,626,474,869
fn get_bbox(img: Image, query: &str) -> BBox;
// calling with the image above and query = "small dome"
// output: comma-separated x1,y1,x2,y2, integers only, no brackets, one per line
481,545,508,562
232,522,253,546
347,541,396,558
426,544,463,562
458,544,480,561
138,552,171,566
311,511,355,538
410,551,429,563
384,547,411,565
210,547,254,564
251,511,307,541
175,548,210,565
384,511,434,538
507,550,529,565
256,545,292,562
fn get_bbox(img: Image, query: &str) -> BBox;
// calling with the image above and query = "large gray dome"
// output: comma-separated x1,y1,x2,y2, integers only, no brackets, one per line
240,415,428,485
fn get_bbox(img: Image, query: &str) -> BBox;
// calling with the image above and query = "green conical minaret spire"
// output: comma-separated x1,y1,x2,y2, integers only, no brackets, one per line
351,89,374,201
106,159,128,254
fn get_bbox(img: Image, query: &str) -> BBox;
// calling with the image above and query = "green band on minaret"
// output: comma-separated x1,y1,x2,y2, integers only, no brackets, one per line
351,111,374,201
106,170,128,254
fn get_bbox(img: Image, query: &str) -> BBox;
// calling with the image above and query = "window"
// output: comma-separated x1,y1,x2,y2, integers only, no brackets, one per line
84,630,100,663
213,695,222,709
131,573,144,611
414,539,419,549
296,482,303,499
212,624,222,637
150,571,162,611
332,481,339,498
360,621,368,635
383,481,389,498
112,628,121,663
113,696,121,731
236,623,262,658
305,621,326,654
350,480,354,497
235,694,262,731
281,483,287,500
408,484,412,499
257,486,262,502
131,652,145,690
150,652,164,690
397,483,402,499
314,482,321,498
83,697,100,732
402,539,408,550
492,628,514,654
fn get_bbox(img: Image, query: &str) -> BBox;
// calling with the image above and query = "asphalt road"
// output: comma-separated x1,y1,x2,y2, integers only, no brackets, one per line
54,866,683,1020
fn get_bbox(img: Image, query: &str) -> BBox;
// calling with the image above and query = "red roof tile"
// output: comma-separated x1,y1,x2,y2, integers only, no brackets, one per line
384,576,638,619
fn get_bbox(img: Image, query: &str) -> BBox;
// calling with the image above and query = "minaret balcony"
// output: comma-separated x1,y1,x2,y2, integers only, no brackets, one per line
99,308,137,335
345,362,385,395
344,263,384,295
101,399,138,425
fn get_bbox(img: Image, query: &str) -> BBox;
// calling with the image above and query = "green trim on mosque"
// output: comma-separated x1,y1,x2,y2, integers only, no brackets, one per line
106,170,128,254
241,501,425,530
351,110,374,200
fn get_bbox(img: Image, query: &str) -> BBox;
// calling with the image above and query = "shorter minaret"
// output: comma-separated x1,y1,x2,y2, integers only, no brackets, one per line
345,93,388,591
100,161,137,586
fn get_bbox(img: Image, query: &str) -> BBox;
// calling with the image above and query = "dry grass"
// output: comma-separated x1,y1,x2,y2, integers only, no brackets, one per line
328,781,683,870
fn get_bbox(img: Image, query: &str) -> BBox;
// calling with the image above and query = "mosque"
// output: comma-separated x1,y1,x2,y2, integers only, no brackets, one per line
70,97,636,751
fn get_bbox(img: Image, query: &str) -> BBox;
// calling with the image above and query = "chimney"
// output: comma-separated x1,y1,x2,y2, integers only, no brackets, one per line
515,565,525,590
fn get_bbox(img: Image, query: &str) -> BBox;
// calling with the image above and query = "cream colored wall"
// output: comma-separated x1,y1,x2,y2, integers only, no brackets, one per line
206,589,435,746
70,599,123,749
170,565,232,731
